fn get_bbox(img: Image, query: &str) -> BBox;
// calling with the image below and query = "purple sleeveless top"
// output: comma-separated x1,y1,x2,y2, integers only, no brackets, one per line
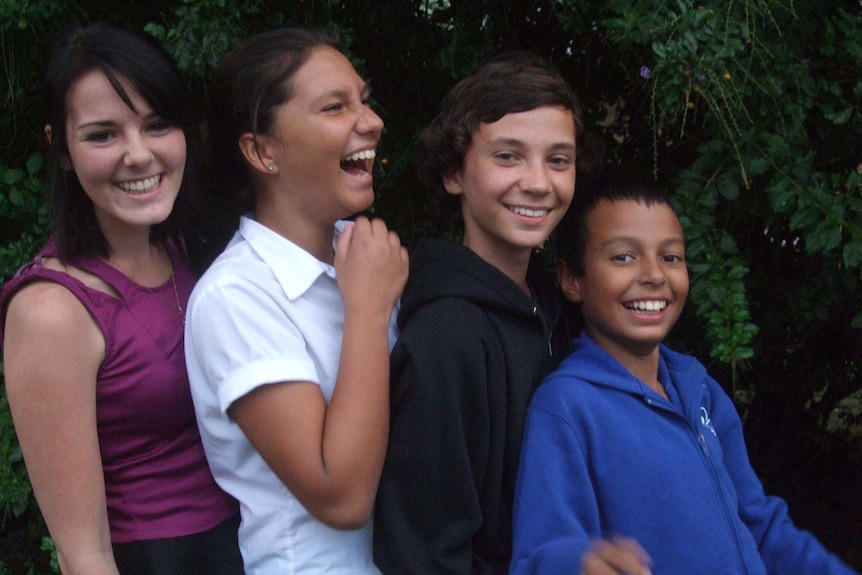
0,238,237,543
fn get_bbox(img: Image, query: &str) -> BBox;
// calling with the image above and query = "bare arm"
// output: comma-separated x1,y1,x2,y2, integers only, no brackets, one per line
229,217,408,529
4,282,119,575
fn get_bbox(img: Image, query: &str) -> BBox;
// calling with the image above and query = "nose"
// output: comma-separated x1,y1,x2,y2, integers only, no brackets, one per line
521,161,553,195
639,257,667,286
123,131,154,167
357,105,384,136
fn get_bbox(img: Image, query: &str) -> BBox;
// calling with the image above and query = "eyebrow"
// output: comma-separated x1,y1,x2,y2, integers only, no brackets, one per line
74,120,116,131
600,236,685,248
484,138,576,152
74,111,161,132
314,82,371,102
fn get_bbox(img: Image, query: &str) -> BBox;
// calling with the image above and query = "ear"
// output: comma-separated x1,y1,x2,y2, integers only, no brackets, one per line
239,132,279,175
44,124,53,144
442,171,464,196
556,258,583,303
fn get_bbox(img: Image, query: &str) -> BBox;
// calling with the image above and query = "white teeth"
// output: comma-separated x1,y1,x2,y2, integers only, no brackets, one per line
117,175,160,193
626,300,667,312
510,206,548,218
343,149,376,162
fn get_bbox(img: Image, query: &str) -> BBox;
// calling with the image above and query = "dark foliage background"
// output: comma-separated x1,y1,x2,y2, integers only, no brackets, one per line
1,1,860,572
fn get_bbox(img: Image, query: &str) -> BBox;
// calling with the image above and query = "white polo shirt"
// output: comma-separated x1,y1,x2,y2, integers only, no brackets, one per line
185,216,395,574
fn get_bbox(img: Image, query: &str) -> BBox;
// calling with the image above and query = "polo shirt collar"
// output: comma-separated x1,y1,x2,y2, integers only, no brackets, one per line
238,215,348,300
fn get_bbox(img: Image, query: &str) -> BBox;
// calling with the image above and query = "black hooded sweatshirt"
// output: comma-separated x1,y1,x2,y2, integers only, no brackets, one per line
374,238,570,575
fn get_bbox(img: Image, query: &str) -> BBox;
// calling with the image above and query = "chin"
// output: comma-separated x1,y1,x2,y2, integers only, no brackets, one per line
514,234,552,250
348,190,376,214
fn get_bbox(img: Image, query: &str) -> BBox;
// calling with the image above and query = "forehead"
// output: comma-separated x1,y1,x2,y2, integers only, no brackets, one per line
587,199,683,241
289,46,366,101
65,69,149,120
472,105,576,145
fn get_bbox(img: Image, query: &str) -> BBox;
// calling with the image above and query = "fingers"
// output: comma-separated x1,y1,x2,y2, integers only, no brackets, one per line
335,217,409,314
581,537,652,575
337,216,402,255
333,219,355,269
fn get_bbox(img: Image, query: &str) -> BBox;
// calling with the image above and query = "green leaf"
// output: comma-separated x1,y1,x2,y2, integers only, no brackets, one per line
843,240,862,268
746,157,769,176
812,223,843,252
716,176,739,200
2,168,23,186
824,107,854,125
24,154,42,177
766,177,795,212
727,265,748,280
683,31,698,54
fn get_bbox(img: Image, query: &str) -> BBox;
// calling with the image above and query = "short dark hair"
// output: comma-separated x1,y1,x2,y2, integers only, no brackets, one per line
558,171,676,276
43,21,200,262
416,51,585,232
205,28,339,224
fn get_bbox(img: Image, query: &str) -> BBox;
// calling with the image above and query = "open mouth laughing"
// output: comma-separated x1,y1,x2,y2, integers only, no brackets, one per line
340,149,376,177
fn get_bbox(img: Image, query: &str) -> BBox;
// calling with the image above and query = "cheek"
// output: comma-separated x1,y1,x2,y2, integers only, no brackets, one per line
553,172,576,201
67,147,109,183
163,132,188,168
467,168,513,201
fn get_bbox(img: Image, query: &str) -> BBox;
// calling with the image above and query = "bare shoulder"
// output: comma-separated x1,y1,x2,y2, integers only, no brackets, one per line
4,279,104,365
6,279,92,329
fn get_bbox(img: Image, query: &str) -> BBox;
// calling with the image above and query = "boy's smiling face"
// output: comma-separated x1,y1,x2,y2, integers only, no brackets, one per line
561,199,689,364
444,106,576,275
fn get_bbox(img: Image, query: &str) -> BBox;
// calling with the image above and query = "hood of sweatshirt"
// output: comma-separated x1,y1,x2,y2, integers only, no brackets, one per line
398,238,560,332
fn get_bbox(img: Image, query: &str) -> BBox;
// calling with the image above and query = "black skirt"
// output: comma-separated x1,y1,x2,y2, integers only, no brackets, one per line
112,514,243,575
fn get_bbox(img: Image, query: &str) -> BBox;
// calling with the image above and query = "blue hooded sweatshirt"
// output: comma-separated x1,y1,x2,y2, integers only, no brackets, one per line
511,333,857,575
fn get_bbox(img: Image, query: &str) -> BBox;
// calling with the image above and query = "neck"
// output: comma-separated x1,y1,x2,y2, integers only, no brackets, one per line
97,215,154,258
462,238,533,296
105,235,171,288
255,193,336,264
591,333,661,390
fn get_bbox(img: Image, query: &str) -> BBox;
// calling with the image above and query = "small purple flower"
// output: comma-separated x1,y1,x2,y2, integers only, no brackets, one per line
698,73,707,83
640,65,651,79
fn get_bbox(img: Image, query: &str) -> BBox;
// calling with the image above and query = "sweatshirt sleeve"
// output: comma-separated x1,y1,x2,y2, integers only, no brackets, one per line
707,378,859,575
373,302,493,574
510,383,596,575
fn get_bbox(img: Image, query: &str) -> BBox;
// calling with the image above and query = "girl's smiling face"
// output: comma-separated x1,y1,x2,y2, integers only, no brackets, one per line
64,69,186,235
562,199,689,364
261,46,384,226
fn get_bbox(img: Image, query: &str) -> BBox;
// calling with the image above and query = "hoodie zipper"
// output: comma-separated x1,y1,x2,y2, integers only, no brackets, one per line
646,396,752,574
532,304,554,358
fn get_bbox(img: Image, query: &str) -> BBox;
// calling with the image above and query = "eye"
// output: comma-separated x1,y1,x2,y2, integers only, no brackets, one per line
84,130,114,143
322,102,345,113
146,118,175,134
612,253,635,263
663,253,686,264
548,155,574,169
494,152,519,163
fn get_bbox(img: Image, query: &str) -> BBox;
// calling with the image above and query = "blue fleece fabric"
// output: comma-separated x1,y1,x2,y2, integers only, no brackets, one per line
511,333,857,575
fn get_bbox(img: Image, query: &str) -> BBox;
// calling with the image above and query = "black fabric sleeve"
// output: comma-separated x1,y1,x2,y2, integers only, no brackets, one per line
374,300,492,575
